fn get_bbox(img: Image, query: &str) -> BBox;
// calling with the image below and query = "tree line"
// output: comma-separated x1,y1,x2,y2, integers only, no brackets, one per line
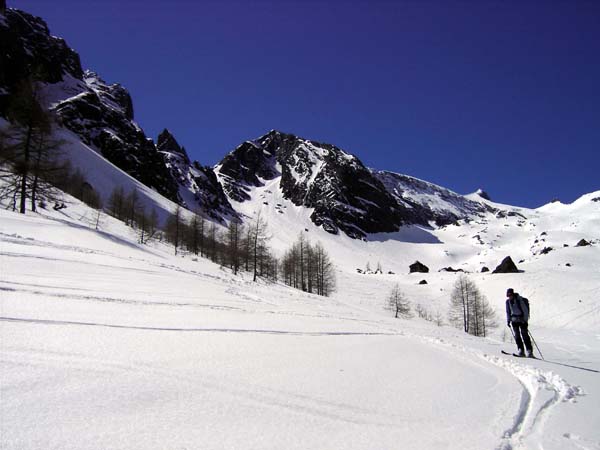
158,206,336,296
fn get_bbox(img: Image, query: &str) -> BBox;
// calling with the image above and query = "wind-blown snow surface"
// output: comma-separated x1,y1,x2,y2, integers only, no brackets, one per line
1,188,599,449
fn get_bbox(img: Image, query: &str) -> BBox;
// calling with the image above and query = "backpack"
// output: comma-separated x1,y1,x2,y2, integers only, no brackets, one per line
521,297,530,316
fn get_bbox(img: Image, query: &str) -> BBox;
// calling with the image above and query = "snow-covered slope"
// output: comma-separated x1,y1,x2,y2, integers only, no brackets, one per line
1,192,598,450
229,164,599,329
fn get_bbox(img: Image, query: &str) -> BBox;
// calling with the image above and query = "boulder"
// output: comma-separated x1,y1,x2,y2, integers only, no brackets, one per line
576,239,591,247
410,261,429,273
481,266,490,273
418,280,428,285
440,267,464,273
492,256,520,274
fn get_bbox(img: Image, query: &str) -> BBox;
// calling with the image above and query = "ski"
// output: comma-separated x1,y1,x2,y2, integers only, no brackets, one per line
501,350,536,359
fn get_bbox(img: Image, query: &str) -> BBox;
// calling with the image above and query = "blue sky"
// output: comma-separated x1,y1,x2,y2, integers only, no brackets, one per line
16,0,600,207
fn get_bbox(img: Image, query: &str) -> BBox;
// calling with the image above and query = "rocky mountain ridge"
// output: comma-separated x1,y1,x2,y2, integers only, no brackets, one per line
2,6,503,237
0,7,236,223
217,130,495,238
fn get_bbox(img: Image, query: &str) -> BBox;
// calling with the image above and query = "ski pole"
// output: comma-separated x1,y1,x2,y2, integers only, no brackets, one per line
528,330,544,360
508,323,516,342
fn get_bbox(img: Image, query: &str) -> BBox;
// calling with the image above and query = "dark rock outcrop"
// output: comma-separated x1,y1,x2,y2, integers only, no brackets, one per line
0,9,181,203
157,128,189,164
0,8,83,114
475,189,491,201
156,129,236,222
440,267,465,273
410,261,429,273
218,130,494,238
492,257,520,274
53,72,179,202
188,162,237,222
0,9,238,222
576,239,591,247
218,130,411,238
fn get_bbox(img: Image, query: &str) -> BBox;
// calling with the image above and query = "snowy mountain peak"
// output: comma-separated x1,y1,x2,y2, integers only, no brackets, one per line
475,188,491,201
157,128,189,162
217,131,493,239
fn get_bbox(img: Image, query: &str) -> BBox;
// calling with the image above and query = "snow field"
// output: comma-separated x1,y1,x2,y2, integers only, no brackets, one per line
1,181,599,449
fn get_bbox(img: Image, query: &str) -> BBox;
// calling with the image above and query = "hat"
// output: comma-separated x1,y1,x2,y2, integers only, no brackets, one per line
506,288,515,296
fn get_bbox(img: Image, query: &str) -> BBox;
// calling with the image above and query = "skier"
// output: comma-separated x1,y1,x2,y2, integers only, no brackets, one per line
505,288,534,357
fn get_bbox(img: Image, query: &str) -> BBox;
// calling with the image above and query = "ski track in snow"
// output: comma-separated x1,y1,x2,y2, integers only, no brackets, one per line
0,316,398,337
420,335,585,450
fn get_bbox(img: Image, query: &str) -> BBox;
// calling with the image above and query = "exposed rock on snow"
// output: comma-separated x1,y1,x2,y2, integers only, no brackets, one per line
576,239,591,247
410,261,430,273
475,188,491,200
492,256,520,274
440,266,465,273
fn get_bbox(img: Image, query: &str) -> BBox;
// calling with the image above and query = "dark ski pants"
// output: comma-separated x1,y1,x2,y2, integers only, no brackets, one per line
511,322,532,352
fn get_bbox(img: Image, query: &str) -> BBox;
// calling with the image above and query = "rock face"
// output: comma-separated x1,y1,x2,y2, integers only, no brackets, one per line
492,256,520,274
217,131,492,238
410,261,429,273
0,9,178,203
53,71,180,202
157,128,189,163
0,8,236,223
0,8,83,109
218,131,410,238
158,129,236,222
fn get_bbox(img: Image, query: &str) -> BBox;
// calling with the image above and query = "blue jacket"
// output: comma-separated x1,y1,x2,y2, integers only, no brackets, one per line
506,294,530,324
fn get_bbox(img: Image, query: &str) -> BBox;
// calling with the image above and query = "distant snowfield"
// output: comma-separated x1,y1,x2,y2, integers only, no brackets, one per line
1,187,600,449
